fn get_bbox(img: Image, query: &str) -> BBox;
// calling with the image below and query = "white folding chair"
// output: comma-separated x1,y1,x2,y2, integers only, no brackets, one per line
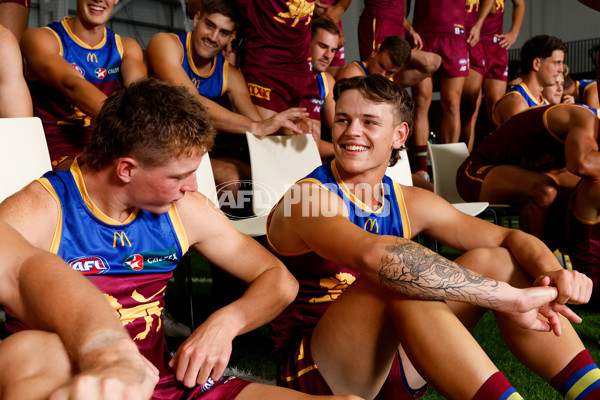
0,117,52,202
427,142,489,217
245,132,322,219
385,149,413,186
195,153,267,237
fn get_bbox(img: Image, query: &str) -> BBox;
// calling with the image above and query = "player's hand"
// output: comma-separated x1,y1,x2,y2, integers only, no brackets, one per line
501,285,568,336
534,270,592,305
499,31,518,49
169,312,236,388
254,108,310,136
561,94,576,104
49,343,158,400
406,29,423,50
467,26,481,47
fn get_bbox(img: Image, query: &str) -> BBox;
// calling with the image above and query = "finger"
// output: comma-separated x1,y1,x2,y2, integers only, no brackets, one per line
533,275,551,287
553,303,583,324
172,349,191,385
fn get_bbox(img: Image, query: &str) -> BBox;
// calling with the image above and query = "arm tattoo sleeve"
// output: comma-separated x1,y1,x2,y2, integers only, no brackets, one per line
380,239,502,308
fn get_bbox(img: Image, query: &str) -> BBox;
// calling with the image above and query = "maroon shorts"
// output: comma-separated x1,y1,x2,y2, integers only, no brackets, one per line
357,16,404,61
456,159,496,202
480,37,508,82
467,41,486,76
153,374,252,399
243,69,321,120
421,34,469,78
277,334,428,399
0,0,29,7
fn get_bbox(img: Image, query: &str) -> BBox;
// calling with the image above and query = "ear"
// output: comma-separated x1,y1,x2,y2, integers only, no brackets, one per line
532,57,541,72
193,11,202,27
116,157,138,184
392,121,409,150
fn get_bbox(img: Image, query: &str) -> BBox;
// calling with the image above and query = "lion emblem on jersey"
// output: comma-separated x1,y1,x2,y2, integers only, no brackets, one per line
310,272,356,303
274,0,315,27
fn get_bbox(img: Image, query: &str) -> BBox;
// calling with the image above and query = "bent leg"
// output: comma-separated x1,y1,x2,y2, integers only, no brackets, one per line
0,331,72,400
310,277,502,400
482,78,506,132
450,247,588,382
480,165,559,241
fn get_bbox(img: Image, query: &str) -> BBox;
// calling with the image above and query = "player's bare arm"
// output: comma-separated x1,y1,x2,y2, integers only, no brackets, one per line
21,27,108,117
169,191,298,387
119,36,148,85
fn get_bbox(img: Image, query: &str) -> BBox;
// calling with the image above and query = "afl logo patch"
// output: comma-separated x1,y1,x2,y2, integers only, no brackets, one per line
68,256,110,275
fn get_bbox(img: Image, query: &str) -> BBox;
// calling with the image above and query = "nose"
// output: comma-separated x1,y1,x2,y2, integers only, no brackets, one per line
182,172,198,193
208,29,219,43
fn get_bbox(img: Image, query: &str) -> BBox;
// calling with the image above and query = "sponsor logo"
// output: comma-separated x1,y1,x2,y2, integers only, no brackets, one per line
71,63,84,76
113,231,132,247
454,25,465,35
87,53,99,63
247,83,271,100
124,254,144,271
122,246,179,271
363,218,379,233
68,256,110,275
95,68,107,79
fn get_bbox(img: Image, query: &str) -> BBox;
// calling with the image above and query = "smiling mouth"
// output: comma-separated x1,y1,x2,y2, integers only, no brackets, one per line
202,39,218,48
343,144,369,152
89,4,105,12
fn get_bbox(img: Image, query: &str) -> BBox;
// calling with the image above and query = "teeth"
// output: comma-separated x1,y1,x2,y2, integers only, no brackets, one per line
90,5,103,11
345,145,368,151
203,40,217,47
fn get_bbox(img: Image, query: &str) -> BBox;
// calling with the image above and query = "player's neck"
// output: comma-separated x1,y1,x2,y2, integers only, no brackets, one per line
80,164,136,223
191,51,214,75
524,74,545,99
335,162,386,210
70,17,106,47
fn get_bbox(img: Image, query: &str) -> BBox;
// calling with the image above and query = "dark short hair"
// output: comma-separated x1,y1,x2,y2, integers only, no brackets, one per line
200,0,242,28
378,35,411,68
507,59,522,82
333,75,413,167
82,78,216,170
311,17,341,38
520,35,567,75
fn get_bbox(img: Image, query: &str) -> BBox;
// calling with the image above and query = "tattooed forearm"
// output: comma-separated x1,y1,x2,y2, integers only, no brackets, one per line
379,239,502,309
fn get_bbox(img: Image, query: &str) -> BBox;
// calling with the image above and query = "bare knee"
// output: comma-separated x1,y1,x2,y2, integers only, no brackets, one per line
457,247,516,281
529,181,558,209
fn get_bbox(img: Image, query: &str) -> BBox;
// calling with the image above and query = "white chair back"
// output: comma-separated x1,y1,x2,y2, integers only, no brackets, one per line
0,117,51,202
385,149,413,186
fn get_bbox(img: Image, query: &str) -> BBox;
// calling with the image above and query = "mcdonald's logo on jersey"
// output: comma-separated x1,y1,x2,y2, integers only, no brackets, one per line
113,231,132,247
87,53,99,63
247,83,271,100
363,218,379,233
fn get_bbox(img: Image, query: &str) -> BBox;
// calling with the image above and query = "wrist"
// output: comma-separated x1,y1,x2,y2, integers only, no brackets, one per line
78,331,140,370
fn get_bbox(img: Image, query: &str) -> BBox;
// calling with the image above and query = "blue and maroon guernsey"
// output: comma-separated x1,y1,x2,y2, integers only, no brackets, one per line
413,0,467,37
7,159,191,390
492,82,550,125
267,160,411,358
176,32,228,101
28,17,124,163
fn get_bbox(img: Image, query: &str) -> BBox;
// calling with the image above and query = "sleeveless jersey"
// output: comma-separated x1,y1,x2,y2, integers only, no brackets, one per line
177,32,228,101
492,82,549,125
238,0,315,75
267,160,411,356
577,79,598,101
481,0,506,38
40,159,188,381
466,104,595,171
361,0,404,23
413,0,466,37
353,60,369,75
28,17,124,162
465,0,479,31
315,72,329,111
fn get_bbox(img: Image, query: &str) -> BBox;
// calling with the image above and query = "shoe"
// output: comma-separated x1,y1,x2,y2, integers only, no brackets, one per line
163,310,191,337
415,170,431,182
